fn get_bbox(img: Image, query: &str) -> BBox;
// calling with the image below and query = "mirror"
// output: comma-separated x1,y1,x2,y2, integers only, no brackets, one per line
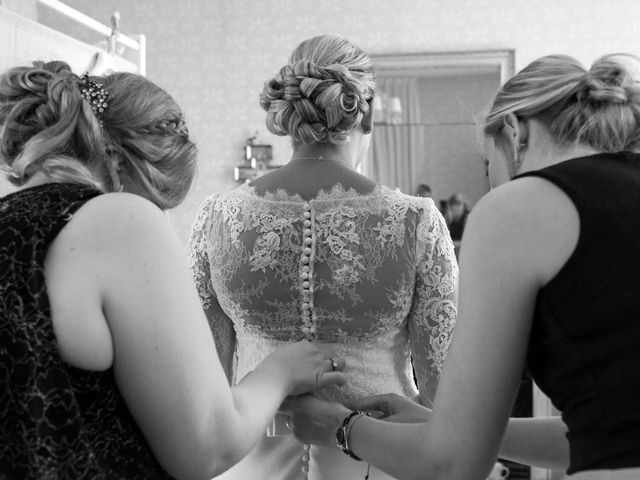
365,49,515,211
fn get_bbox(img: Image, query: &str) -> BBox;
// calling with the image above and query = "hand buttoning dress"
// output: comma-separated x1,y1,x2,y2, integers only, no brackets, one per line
187,183,457,480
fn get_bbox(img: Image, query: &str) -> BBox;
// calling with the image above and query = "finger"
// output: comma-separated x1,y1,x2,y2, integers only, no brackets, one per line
317,371,347,388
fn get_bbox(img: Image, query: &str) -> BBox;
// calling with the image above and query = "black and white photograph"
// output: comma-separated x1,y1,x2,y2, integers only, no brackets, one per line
1,1,639,479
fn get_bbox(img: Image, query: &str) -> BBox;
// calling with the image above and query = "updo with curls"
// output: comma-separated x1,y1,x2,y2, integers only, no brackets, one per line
0,61,197,209
0,61,106,189
484,53,640,153
260,35,375,145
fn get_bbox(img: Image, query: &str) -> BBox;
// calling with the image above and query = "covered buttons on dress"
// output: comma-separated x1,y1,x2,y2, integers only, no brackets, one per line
299,203,316,478
300,203,317,341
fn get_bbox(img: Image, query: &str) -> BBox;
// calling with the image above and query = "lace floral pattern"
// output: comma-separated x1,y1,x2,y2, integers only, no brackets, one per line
187,183,457,404
0,184,174,479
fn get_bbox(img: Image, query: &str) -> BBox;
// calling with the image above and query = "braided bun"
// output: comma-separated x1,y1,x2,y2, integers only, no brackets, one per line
99,72,197,209
260,35,375,145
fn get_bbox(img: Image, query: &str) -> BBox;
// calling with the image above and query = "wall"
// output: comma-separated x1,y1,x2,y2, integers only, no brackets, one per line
35,0,640,243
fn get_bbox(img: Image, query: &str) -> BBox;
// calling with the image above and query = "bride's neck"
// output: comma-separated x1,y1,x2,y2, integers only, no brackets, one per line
290,143,356,168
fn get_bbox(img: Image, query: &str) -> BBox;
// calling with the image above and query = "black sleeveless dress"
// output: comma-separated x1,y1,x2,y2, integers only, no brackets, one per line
517,152,640,473
0,183,174,479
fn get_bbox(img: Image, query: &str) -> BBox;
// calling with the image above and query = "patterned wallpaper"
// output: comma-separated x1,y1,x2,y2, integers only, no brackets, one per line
35,0,640,243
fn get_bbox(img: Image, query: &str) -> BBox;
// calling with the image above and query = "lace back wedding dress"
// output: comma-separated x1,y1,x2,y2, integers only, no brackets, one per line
187,182,457,480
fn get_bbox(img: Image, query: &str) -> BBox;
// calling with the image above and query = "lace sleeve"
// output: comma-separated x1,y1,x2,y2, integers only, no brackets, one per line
408,203,458,407
186,195,237,383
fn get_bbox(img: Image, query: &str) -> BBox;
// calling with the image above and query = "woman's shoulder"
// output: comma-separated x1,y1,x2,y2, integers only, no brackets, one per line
466,176,579,285
484,174,576,215
471,177,568,233
80,191,164,220
67,192,177,253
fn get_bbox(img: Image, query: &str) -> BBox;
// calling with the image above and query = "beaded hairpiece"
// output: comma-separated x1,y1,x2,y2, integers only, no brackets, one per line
80,73,109,124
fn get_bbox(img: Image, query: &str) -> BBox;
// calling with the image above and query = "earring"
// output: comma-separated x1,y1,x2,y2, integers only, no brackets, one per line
512,142,526,172
512,148,521,171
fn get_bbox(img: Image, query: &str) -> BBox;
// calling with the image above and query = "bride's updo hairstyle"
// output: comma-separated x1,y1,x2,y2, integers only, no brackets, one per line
260,35,375,145
484,53,640,153
0,60,197,209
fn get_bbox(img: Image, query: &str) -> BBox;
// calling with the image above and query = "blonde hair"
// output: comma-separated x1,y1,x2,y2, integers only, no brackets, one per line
260,35,375,145
0,61,106,189
100,72,197,209
0,61,197,209
484,54,640,152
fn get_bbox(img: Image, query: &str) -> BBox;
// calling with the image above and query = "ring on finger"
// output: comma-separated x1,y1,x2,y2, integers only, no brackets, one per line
328,357,338,371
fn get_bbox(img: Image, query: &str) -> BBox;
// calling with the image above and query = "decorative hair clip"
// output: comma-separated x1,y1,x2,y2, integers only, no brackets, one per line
80,73,109,124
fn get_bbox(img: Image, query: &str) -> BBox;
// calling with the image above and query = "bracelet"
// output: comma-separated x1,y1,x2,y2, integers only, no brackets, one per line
336,410,370,461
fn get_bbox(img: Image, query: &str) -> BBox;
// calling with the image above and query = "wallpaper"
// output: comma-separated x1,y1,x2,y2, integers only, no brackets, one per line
33,0,640,243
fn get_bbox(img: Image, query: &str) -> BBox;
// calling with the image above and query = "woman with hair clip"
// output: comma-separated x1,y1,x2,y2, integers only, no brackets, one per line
0,61,347,480
187,35,457,480
283,53,640,480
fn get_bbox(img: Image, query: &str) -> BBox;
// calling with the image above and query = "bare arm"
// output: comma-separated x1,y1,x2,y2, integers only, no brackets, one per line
500,416,569,471
348,394,570,471
73,194,344,480
289,177,579,480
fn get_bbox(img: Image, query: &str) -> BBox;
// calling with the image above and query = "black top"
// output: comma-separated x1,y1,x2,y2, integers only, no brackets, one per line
517,152,640,474
0,183,174,479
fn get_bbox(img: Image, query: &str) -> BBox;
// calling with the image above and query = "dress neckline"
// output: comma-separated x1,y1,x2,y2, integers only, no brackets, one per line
234,182,387,203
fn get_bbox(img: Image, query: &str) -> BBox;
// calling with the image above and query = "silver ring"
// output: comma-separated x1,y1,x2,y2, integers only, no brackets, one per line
329,357,338,371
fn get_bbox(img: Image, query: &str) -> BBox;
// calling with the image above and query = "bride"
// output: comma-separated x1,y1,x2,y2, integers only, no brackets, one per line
187,35,457,480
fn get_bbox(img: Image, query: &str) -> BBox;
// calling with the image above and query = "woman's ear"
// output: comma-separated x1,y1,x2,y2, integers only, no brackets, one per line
502,113,528,151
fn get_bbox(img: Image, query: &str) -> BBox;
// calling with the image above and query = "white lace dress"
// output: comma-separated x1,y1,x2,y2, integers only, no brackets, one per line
187,183,458,480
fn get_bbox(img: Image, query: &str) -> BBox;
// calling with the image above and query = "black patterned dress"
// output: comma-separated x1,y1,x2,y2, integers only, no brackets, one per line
0,183,174,479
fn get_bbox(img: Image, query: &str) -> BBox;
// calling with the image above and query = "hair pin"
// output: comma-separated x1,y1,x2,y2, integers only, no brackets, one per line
80,73,109,125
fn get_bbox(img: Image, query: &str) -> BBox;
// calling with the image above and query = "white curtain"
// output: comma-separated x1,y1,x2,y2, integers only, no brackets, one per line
366,77,424,194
